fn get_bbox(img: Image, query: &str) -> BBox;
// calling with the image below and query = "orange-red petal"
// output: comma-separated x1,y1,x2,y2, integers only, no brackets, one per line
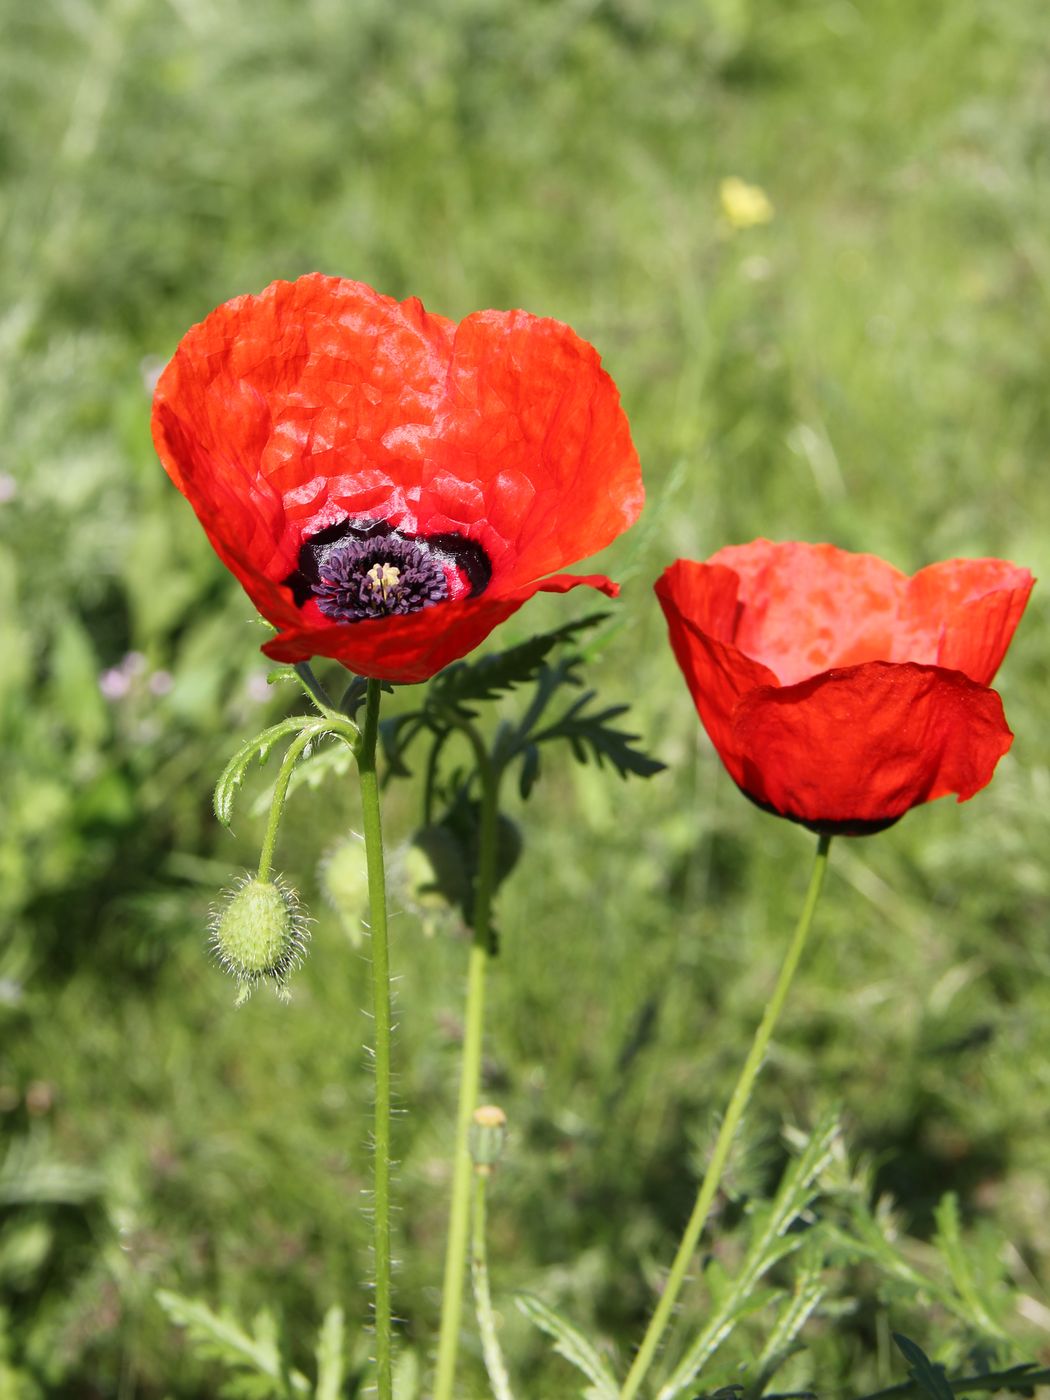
732,661,1014,829
152,275,643,681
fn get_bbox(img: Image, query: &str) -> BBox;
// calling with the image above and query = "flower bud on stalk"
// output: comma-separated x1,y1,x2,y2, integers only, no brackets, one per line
209,874,310,1004
469,1104,508,1176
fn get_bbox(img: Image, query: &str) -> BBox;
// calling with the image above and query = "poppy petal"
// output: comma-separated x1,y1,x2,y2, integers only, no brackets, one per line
153,276,643,682
418,310,643,588
707,540,907,684
732,661,1014,828
901,559,1035,685
654,560,778,788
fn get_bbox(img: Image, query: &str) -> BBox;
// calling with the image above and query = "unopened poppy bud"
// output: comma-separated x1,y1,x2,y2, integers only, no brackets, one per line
209,874,310,1003
320,835,369,946
402,824,469,913
470,1104,508,1174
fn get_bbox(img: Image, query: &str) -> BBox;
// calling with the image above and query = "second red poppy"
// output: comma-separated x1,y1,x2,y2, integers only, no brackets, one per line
656,540,1033,834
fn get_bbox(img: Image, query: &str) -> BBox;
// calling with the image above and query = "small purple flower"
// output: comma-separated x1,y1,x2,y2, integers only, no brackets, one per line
99,668,132,701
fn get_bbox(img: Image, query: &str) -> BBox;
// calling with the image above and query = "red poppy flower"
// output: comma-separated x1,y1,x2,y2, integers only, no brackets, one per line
152,275,643,683
655,541,1033,835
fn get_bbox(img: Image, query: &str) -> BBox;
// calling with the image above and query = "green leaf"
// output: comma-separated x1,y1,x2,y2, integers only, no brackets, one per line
516,1293,619,1399
932,1192,1008,1340
659,1108,841,1399
249,736,355,816
379,712,427,778
518,742,541,800
155,1290,310,1396
428,612,610,713
393,1347,421,1399
212,715,360,827
530,693,664,781
891,1334,955,1400
314,1305,345,1400
213,717,315,828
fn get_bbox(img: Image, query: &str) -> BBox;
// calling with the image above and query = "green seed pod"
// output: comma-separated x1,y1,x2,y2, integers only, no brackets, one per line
319,834,369,947
469,1103,508,1174
209,874,310,1003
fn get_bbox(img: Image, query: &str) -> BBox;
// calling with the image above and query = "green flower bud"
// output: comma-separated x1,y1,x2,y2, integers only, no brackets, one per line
319,834,369,947
402,824,469,914
209,874,310,1003
469,1104,508,1174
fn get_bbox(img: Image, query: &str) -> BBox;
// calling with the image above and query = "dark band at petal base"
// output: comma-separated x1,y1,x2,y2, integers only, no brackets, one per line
741,788,902,837
282,519,493,621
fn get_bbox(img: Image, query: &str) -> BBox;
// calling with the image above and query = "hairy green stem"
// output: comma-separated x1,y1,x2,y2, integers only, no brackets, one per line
620,833,832,1400
434,730,502,1400
472,1169,516,1400
357,679,394,1400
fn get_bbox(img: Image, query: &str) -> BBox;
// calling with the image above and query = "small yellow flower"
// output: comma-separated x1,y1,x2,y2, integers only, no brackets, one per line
720,176,774,230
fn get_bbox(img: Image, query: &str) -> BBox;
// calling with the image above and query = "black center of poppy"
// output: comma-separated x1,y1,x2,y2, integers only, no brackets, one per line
282,518,493,623
313,532,449,621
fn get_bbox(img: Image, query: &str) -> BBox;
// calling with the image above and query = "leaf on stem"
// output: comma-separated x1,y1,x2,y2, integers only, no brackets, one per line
214,717,317,828
429,612,610,714
515,1293,620,1400
891,1334,955,1400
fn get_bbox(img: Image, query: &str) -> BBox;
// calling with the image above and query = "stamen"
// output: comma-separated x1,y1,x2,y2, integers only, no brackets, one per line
282,519,492,622
309,529,450,622
366,562,402,603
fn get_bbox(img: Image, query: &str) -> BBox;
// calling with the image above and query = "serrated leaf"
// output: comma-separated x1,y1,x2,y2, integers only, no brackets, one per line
932,1192,1008,1340
428,612,609,713
213,717,316,827
891,1334,955,1400
516,1293,619,1399
249,736,355,816
314,1305,345,1400
752,1242,826,1386
379,712,427,778
518,743,541,800
530,694,664,781
659,1110,841,1399
155,1289,309,1395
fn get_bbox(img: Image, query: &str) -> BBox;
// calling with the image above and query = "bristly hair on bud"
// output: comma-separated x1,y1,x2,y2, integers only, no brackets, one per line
209,873,311,1004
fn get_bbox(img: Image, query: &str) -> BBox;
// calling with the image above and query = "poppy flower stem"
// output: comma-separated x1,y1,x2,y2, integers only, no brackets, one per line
357,678,395,1400
619,832,833,1400
434,724,503,1400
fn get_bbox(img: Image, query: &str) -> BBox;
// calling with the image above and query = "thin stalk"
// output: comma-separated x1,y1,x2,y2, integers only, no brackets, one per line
620,833,832,1400
357,679,394,1400
472,1169,516,1400
433,730,502,1400
257,729,316,882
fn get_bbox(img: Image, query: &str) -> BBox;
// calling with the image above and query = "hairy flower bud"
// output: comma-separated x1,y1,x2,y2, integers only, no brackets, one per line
209,874,310,1003
319,834,369,947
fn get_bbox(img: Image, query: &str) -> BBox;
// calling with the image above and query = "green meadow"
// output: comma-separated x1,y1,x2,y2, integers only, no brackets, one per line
4,0,1050,1394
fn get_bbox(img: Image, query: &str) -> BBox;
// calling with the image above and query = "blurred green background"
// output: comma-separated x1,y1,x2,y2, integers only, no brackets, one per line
4,0,1050,1394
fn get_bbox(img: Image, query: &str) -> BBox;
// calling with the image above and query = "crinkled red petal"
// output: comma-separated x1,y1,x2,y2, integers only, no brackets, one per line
705,540,1033,687
262,573,618,685
904,559,1034,685
654,560,777,789
732,661,1014,827
152,276,642,640
655,551,1029,830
